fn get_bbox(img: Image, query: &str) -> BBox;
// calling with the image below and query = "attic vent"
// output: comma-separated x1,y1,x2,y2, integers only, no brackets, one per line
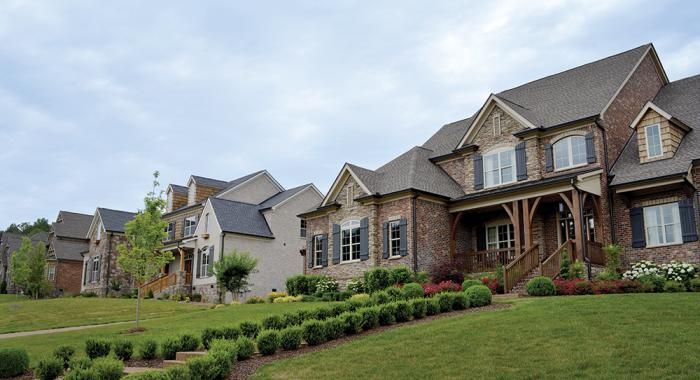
493,114,501,136
346,185,354,206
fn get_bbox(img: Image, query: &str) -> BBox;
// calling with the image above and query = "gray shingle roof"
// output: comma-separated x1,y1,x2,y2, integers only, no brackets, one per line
258,184,312,210
496,44,651,128
422,117,475,159
611,74,700,186
54,211,93,240
213,170,269,197
191,175,229,189
51,239,88,261
209,198,273,238
169,184,188,194
97,208,136,233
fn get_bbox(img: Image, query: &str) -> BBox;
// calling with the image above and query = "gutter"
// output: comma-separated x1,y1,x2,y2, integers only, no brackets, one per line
411,195,418,273
220,232,226,259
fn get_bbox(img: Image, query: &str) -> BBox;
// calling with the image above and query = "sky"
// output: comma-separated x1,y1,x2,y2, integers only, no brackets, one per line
1,0,700,227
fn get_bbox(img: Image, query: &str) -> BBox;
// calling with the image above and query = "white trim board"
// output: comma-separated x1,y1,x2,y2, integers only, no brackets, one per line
457,94,538,149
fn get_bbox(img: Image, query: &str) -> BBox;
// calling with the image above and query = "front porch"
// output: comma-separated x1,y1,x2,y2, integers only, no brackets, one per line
140,246,194,297
449,171,606,292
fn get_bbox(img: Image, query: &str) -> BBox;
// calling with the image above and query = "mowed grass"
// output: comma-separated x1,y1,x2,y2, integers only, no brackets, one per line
0,294,28,304
0,297,208,333
255,293,700,379
1,301,329,365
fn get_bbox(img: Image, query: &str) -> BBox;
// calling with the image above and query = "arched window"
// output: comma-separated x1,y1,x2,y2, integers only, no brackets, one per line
553,136,587,170
340,220,361,262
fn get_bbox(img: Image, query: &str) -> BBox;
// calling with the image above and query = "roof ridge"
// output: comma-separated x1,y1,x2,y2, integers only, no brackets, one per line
498,43,651,95
209,197,259,207
97,207,135,214
665,73,700,86
59,210,93,217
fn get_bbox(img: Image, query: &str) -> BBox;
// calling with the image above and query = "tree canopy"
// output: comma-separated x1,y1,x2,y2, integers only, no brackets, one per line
5,218,50,236
213,250,258,302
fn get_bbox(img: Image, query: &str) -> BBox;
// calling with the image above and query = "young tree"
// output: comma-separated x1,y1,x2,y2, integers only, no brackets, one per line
213,250,258,303
10,238,31,296
26,241,50,299
117,171,172,328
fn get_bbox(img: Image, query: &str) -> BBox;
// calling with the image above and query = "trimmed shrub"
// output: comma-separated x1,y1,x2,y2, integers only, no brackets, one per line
302,320,326,346
389,265,413,285
201,328,219,349
349,293,371,305
393,301,413,322
574,281,594,295
461,279,482,290
139,339,158,360
330,303,350,317
364,267,392,293
186,355,219,380
239,321,262,338
209,350,234,380
280,327,303,350
466,285,492,307
68,357,92,371
339,311,363,334
690,278,700,292
161,337,182,360
409,298,427,319
113,340,133,361
426,298,441,315
35,356,64,380
235,336,255,360
165,365,191,380
359,306,380,330
386,286,405,301
209,339,238,370
310,306,333,320
257,330,281,355
123,371,169,380
85,338,111,359
281,312,302,327
370,290,391,305
526,277,556,296
179,334,200,352
436,292,454,312
664,281,686,292
402,282,424,299
221,326,241,340
378,303,397,325
52,345,76,369
64,368,99,380
452,292,470,310
92,357,124,380
323,317,345,341
638,274,665,293
262,315,285,330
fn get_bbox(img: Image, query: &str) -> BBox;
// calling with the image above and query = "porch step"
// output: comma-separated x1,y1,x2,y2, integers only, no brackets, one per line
163,360,186,368
510,268,542,294
175,351,207,361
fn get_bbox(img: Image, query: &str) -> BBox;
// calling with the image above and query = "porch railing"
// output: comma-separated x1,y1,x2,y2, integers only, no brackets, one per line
587,241,605,266
464,248,517,273
504,244,540,293
541,240,574,279
140,273,177,295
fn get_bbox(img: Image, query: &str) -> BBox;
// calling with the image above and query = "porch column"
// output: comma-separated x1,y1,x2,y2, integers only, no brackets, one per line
522,197,541,250
560,190,584,261
502,201,522,256
179,248,185,269
450,212,463,258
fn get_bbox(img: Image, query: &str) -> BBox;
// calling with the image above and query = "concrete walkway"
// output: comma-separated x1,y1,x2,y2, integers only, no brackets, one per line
0,320,138,340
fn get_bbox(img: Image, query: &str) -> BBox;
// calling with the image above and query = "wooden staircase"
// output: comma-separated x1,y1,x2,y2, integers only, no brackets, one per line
505,240,574,294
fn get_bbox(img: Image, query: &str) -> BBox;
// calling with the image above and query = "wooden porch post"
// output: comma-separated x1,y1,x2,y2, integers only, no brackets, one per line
522,197,542,250
502,201,521,256
179,248,185,269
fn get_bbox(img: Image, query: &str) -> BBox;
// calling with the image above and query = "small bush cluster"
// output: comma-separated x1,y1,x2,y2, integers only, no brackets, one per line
465,285,492,307
526,277,556,296
202,326,241,349
245,296,265,304
35,356,64,380
84,338,111,359
422,281,462,297
266,291,288,303
0,348,30,378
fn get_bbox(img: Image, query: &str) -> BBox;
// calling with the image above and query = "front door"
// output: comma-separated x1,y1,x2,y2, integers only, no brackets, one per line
559,209,596,246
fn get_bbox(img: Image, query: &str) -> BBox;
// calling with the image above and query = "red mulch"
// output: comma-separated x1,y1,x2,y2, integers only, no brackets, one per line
229,303,511,379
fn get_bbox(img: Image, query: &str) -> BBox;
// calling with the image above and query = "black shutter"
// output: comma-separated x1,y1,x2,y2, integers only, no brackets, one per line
209,245,215,276
679,199,698,243
630,207,646,248
196,249,201,278
382,222,389,259
399,218,408,257
515,142,527,181
88,257,93,283
307,238,313,268
332,224,340,264
544,143,554,172
360,218,369,261
182,218,187,237
321,234,329,267
96,256,101,281
476,226,486,251
585,132,596,163
473,154,484,190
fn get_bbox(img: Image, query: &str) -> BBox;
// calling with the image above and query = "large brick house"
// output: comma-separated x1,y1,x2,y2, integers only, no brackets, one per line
300,44,700,292
141,170,323,302
46,211,93,296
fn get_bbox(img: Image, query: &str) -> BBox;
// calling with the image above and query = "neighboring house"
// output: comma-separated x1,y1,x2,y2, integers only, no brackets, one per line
0,231,49,293
300,43,696,292
46,211,93,296
141,170,323,302
80,208,136,296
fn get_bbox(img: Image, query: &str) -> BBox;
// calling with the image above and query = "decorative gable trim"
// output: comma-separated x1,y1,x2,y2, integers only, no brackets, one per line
320,164,373,207
457,94,538,149
628,101,690,132
85,209,103,240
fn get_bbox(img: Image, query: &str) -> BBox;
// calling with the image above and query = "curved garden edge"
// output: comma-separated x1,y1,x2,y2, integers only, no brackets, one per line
229,303,511,380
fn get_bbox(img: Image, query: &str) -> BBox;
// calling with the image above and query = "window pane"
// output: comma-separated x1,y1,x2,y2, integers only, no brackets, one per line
571,136,587,165
501,165,513,183
487,227,497,249
554,139,570,169
500,150,513,166
647,226,661,245
484,155,498,171
646,125,662,157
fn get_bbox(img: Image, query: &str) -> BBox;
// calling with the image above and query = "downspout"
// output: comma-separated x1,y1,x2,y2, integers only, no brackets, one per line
220,232,226,259
104,232,113,297
411,194,418,273
596,119,616,244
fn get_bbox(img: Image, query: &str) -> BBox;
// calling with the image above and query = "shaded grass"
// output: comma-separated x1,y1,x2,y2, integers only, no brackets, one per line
0,294,28,304
2,301,329,365
254,294,700,379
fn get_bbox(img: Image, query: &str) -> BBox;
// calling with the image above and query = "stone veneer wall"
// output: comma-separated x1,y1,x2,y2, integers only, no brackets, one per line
82,233,132,296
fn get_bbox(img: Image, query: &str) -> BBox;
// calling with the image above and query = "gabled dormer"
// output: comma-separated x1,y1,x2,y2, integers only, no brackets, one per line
166,184,188,212
629,102,690,164
186,176,229,206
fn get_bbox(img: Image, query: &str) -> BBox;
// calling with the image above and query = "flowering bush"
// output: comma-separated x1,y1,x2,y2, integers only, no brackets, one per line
316,276,339,294
660,261,696,283
555,279,646,295
346,278,364,294
421,281,462,297
273,295,303,303
480,277,500,294
622,260,660,279
266,292,288,303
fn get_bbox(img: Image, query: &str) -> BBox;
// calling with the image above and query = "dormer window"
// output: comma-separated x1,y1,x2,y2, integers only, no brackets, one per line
553,136,587,170
483,148,515,188
645,124,663,158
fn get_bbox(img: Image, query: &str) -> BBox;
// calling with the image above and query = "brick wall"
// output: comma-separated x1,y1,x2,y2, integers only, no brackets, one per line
54,260,83,295
415,199,451,277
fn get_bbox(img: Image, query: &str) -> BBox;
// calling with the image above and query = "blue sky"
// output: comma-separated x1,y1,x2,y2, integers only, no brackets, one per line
1,0,699,227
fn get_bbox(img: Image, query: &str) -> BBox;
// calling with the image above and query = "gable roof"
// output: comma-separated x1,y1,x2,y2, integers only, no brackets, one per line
208,198,273,238
214,170,284,198
51,239,88,261
610,74,700,186
54,211,93,240
257,184,318,210
422,117,475,159
189,175,229,189
168,184,188,194
97,208,136,233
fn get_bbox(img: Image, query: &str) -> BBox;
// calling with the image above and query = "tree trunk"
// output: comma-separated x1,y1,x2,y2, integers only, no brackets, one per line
136,287,141,328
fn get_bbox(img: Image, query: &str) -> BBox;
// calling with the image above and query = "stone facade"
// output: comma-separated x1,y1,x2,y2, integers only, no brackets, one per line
81,231,132,296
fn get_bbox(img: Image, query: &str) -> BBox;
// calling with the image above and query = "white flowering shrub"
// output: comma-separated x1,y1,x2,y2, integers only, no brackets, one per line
660,261,696,283
346,278,364,294
622,260,660,279
316,276,339,294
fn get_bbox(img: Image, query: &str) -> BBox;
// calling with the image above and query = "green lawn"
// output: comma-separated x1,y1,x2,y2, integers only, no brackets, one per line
0,297,208,333
0,294,28,304
1,301,329,365
255,293,700,379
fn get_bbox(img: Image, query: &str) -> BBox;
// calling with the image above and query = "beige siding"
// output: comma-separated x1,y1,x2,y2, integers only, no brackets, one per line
636,109,685,163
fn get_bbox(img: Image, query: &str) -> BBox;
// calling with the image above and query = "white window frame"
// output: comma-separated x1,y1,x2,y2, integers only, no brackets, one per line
485,223,515,250
47,265,55,281
483,148,516,188
300,219,307,238
340,220,361,263
200,247,211,277
388,220,401,258
553,135,587,171
493,114,501,136
645,124,664,158
643,203,682,247
204,213,210,232
184,216,197,237
313,235,323,267
164,222,174,241
91,257,100,283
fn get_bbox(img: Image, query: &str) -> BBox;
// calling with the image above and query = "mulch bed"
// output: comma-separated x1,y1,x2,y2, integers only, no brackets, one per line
124,358,164,368
229,303,511,380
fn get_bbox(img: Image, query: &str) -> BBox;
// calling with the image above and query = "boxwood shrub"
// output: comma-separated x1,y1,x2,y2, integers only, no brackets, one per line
64,368,99,380
302,320,326,346
426,298,441,316
166,365,191,380
68,357,93,371
323,317,345,340
209,339,238,366
281,312,302,327
310,307,333,321
256,330,281,356
91,357,124,380
279,327,303,350
409,298,427,319
179,334,200,352
690,278,700,292
389,265,413,285
161,337,181,360
638,274,665,293
378,303,397,325
185,355,219,380
402,283,424,299
465,285,492,307
452,292,470,310
52,345,76,369
339,311,363,335
123,370,169,380
364,267,392,293
35,356,64,380
139,339,158,360
436,292,454,312
394,301,413,322
85,338,111,359
664,281,686,292
359,306,380,330
370,290,391,305
526,277,556,296
461,279,482,290
386,287,405,302
235,336,255,360
330,303,349,317
113,339,134,361
239,321,262,338
262,315,285,330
